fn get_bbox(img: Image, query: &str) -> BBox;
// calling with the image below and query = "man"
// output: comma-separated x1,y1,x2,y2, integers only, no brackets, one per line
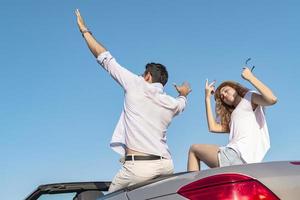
75,9,191,192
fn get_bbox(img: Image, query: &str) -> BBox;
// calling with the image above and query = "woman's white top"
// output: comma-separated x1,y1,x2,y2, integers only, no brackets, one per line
227,91,270,163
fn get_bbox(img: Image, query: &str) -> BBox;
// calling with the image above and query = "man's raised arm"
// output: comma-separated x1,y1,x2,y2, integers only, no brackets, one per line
75,9,106,57
75,9,139,90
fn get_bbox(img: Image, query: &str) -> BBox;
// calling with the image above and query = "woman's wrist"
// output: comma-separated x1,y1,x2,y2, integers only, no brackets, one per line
205,96,211,101
247,74,257,83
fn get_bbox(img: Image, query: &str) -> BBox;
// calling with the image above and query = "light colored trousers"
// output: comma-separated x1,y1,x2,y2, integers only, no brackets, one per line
108,159,174,192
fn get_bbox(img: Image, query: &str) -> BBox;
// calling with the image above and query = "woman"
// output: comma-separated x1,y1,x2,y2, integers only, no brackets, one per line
188,67,277,171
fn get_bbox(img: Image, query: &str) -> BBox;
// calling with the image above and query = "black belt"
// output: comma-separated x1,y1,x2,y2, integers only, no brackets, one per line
125,155,165,161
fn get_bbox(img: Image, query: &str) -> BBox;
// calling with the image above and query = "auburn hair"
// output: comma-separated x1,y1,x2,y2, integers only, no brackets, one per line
214,81,249,131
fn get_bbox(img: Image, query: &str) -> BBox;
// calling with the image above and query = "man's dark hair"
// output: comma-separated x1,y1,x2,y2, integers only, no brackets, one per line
144,63,168,86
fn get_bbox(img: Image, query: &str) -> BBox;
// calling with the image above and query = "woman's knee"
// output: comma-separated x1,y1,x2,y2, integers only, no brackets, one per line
189,144,202,154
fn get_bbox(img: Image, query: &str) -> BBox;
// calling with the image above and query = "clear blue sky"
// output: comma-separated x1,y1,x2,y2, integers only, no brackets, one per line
1,1,299,199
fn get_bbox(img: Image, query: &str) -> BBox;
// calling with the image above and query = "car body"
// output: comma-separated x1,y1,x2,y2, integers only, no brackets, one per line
25,161,300,200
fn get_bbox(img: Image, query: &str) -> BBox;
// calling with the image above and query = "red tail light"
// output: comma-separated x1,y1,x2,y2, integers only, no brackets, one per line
177,173,279,200
290,161,300,165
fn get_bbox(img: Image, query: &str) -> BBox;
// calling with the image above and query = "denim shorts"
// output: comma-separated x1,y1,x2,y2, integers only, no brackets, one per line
218,147,245,167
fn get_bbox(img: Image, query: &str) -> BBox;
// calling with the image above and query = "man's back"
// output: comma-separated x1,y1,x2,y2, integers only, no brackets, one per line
97,52,187,158
121,77,187,158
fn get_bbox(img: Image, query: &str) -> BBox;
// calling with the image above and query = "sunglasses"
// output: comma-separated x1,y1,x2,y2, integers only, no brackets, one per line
245,58,255,72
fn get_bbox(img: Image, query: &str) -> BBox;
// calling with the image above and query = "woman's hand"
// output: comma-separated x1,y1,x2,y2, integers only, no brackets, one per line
241,67,255,81
205,79,216,98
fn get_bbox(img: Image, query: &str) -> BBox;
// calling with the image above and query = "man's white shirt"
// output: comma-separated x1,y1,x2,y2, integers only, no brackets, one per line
97,51,187,159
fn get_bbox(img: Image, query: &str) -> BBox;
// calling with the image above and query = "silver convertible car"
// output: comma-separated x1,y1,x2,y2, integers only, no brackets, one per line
25,161,300,200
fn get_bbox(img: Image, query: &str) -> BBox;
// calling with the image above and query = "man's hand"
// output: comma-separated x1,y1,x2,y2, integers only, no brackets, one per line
173,82,192,97
74,9,106,57
75,9,88,32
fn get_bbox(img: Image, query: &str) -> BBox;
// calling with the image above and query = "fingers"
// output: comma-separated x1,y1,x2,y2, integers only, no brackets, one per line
242,67,255,76
243,66,252,71
183,81,191,88
174,82,192,94
183,82,192,92
210,84,215,95
75,9,80,16
206,79,216,87
75,9,83,21
209,80,216,87
172,83,179,91
205,79,215,96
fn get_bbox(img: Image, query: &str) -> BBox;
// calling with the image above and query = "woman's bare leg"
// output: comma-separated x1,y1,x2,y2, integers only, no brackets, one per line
187,144,219,171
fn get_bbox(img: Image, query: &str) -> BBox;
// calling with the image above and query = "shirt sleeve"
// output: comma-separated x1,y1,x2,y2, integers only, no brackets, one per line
174,96,187,115
243,91,256,111
244,91,253,102
97,51,139,90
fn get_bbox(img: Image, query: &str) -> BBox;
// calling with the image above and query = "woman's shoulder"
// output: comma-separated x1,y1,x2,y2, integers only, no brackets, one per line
244,90,258,101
